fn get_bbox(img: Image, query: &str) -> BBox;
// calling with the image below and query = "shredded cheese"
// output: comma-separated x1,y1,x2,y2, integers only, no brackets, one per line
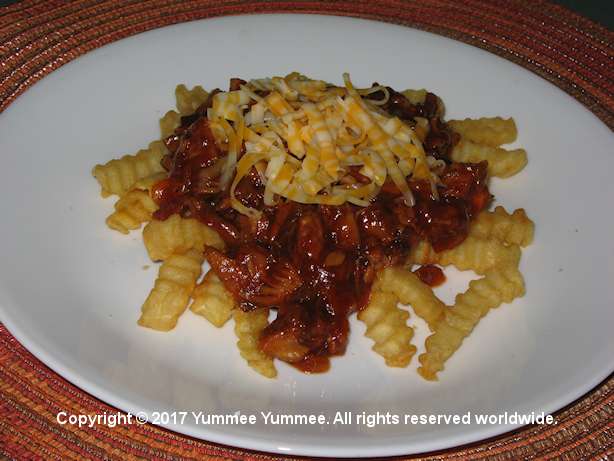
204,73,438,216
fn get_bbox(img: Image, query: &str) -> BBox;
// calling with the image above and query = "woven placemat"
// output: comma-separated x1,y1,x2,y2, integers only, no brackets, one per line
0,1,613,459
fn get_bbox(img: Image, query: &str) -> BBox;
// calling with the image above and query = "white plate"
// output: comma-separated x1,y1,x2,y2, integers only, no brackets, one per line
0,14,613,458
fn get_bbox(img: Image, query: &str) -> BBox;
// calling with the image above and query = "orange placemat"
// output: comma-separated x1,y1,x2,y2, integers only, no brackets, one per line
0,1,613,459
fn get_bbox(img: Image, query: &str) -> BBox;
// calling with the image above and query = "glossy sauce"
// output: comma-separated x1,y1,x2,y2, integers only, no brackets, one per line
292,355,331,374
152,82,490,372
414,264,446,287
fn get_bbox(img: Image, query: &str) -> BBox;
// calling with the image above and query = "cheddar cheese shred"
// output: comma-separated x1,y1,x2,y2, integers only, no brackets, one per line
205,72,434,217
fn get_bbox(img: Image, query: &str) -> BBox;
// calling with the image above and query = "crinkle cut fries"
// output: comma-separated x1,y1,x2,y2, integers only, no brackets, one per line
93,73,533,379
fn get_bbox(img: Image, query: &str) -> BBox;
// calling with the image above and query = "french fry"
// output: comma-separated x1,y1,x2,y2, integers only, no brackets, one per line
451,139,527,178
106,189,158,234
92,140,166,197
401,89,444,117
401,89,427,104
449,117,517,146
379,267,445,330
159,110,181,138
160,83,209,140
410,236,521,275
234,309,277,378
418,266,525,380
175,84,209,115
132,172,167,191
105,172,167,234
138,249,204,331
470,206,534,247
143,214,225,261
190,271,235,327
358,283,416,367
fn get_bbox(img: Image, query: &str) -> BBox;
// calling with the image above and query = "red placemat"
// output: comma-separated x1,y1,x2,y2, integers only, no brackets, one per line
1,1,613,459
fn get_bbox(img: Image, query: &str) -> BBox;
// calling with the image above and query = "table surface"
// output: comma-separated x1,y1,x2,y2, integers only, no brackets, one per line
0,0,613,28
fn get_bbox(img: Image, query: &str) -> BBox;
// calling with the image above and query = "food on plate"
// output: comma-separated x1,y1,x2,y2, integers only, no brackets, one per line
451,140,527,178
138,249,204,331
234,308,277,378
92,72,534,379
190,271,235,327
418,265,525,380
358,278,416,367
378,267,445,330
469,206,534,247
142,213,225,261
410,236,521,275
448,117,517,146
106,183,159,234
92,141,166,197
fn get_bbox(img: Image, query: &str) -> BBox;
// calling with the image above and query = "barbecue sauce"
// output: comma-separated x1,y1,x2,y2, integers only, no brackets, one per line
414,265,446,287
